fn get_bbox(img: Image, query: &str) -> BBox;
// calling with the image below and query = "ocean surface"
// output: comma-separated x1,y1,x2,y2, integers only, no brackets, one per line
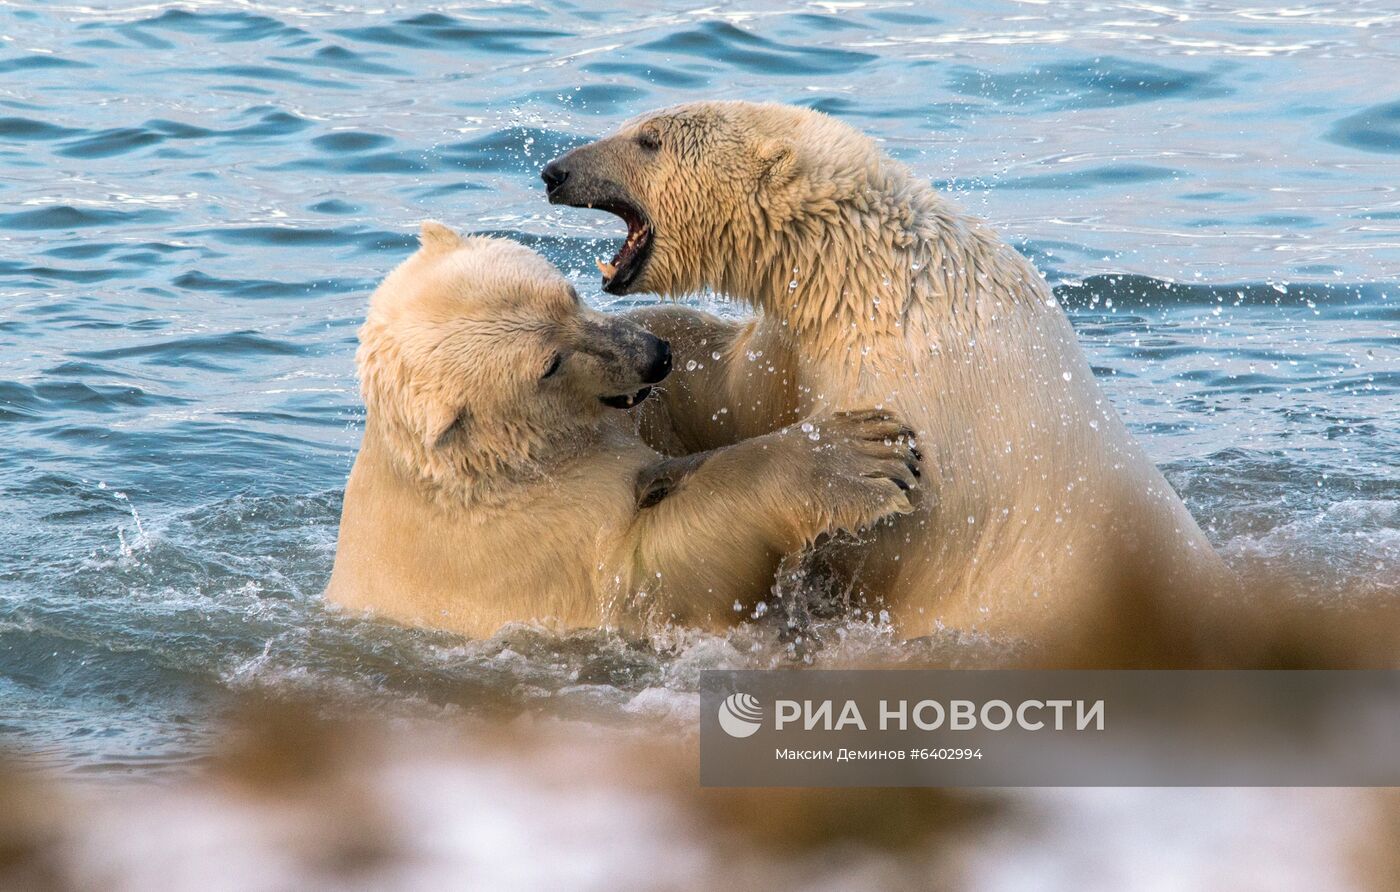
1,0,1396,774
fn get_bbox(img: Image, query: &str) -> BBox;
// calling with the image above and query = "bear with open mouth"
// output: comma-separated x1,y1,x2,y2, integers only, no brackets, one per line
543,101,1230,638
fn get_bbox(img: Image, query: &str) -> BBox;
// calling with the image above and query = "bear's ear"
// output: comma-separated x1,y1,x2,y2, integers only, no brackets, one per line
756,138,798,188
419,220,463,254
423,401,469,451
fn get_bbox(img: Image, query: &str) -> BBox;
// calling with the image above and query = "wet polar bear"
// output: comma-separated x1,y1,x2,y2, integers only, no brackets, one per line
543,101,1229,639
324,223,920,636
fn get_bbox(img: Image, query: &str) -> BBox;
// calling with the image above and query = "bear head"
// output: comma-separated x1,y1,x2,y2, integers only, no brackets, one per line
357,223,671,489
541,101,883,299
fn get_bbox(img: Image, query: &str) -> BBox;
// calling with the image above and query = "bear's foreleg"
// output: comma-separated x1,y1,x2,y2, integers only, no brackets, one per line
616,410,920,627
626,306,801,456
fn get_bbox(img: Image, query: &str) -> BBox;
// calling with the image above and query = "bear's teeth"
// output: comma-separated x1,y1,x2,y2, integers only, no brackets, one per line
596,258,617,279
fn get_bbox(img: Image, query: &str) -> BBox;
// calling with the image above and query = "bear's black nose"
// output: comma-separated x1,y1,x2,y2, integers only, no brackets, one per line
541,160,569,196
642,339,671,384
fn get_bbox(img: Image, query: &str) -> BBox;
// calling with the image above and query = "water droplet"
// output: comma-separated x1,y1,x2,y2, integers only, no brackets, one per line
1061,371,1073,382
685,359,697,372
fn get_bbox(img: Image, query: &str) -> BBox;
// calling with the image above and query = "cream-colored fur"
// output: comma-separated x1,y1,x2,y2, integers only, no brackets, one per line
548,102,1230,638
325,223,920,637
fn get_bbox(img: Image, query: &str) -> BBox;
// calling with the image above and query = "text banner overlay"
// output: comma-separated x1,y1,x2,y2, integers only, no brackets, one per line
699,670,1399,787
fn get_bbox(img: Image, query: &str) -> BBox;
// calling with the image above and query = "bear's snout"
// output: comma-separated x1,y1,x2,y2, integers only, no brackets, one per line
641,336,671,384
540,160,569,198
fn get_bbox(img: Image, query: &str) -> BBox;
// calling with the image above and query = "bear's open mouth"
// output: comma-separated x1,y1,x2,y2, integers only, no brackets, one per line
599,386,652,409
592,199,653,296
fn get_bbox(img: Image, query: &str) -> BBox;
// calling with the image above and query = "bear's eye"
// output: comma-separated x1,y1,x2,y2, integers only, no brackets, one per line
540,353,564,380
636,130,661,152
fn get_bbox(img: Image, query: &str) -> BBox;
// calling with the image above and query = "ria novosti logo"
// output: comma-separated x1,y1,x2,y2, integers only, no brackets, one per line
717,692,763,738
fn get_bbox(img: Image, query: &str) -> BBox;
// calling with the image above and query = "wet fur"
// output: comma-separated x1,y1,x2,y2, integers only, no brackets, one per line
553,102,1231,637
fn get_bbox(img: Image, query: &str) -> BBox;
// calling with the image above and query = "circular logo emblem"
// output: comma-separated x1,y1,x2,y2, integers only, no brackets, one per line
718,692,763,738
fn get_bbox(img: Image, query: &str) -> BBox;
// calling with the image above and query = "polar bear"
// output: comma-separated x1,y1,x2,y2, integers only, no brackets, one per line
543,101,1229,638
324,223,920,637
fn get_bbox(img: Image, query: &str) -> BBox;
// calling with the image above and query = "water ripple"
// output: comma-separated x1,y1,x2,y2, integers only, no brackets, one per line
0,206,172,229
640,21,875,75
0,117,81,140
996,163,1183,190
1325,100,1400,154
334,13,569,53
125,9,309,44
0,55,92,74
72,331,307,363
439,126,586,174
947,57,1229,110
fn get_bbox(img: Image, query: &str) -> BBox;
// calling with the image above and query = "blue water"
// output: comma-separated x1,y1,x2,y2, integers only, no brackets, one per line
1,2,1396,772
